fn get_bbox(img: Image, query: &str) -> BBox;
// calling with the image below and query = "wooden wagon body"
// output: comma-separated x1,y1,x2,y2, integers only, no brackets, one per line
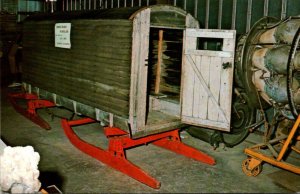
22,5,236,138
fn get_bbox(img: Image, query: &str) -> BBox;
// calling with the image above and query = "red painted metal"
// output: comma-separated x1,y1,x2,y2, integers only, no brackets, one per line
153,131,216,165
8,92,216,188
104,127,128,137
8,93,56,130
61,118,160,189
61,118,216,189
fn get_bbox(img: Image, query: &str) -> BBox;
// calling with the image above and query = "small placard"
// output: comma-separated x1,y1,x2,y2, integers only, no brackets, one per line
55,23,71,49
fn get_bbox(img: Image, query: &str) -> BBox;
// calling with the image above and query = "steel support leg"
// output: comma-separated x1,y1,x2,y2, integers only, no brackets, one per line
61,118,160,189
277,114,300,161
153,130,216,165
8,93,55,130
61,118,216,189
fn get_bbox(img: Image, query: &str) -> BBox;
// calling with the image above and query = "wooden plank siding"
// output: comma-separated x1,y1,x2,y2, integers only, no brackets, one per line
129,8,150,131
22,19,133,117
21,5,201,138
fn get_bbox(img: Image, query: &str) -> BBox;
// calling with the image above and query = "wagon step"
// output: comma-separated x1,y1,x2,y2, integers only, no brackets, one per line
61,118,216,189
8,92,56,130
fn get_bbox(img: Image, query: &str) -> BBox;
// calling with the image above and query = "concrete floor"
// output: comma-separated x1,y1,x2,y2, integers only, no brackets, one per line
1,86,300,193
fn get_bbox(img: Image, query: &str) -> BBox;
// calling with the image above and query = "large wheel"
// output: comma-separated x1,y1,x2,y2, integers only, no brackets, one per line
187,93,256,148
242,158,262,177
287,26,300,119
220,93,256,148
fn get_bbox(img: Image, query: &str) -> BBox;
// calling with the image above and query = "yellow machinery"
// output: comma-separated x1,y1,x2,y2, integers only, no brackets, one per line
242,115,300,176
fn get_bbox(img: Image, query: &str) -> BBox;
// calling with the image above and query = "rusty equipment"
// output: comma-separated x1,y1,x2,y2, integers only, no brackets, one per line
8,91,215,189
236,16,300,176
235,16,300,113
242,115,300,176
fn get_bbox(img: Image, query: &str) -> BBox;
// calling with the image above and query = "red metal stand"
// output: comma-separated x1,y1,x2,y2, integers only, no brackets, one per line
8,92,216,189
8,93,55,130
61,118,216,189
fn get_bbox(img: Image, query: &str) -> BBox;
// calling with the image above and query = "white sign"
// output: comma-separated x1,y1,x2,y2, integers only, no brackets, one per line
55,23,71,49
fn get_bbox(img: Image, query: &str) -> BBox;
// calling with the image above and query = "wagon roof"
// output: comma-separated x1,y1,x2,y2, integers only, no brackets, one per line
25,5,188,22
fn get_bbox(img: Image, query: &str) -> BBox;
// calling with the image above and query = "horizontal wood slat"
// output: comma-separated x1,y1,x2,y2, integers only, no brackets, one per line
185,49,233,58
185,29,235,38
22,19,133,117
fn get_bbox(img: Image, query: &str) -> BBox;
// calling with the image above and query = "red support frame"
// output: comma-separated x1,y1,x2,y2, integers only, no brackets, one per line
62,118,216,189
8,93,55,130
8,92,216,189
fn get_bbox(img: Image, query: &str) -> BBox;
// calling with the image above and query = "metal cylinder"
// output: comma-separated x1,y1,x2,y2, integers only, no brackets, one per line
265,46,291,74
275,19,300,44
252,71,300,105
259,19,300,44
236,16,300,114
253,46,300,74
295,52,300,70
264,76,300,104
252,48,269,72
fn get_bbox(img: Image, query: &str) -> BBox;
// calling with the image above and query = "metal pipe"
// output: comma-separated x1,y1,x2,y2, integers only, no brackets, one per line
26,0,29,12
139,0,141,6
205,0,210,28
131,0,133,7
264,0,269,16
70,0,73,11
203,0,210,49
184,0,186,10
124,0,127,7
231,0,237,29
18,0,22,14
17,0,21,20
174,0,176,6
105,0,107,8
117,0,120,8
218,0,223,29
89,0,91,10
51,1,54,12
246,0,252,32
35,0,38,12
281,0,287,19
84,0,86,10
147,0,149,6
194,0,198,18
66,0,69,11
111,0,113,8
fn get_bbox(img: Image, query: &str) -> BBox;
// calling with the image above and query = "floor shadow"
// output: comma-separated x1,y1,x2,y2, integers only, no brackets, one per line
268,170,300,192
39,171,64,193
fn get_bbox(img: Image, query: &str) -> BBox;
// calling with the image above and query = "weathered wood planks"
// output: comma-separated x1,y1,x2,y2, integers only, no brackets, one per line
181,29,236,131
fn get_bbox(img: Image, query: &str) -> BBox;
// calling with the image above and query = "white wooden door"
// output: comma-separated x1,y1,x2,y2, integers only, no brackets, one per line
181,29,236,131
